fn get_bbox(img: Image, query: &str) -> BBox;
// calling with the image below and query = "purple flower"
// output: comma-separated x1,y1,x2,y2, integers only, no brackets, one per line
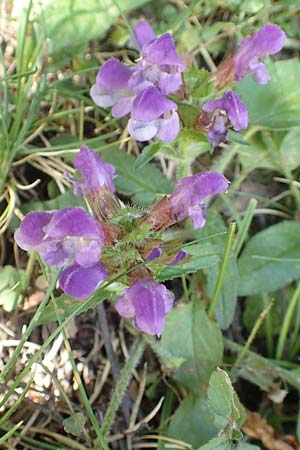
138,33,185,95
90,58,135,117
128,86,180,143
202,91,248,146
71,146,115,195
59,262,107,300
15,208,104,267
233,23,286,84
115,280,174,336
170,172,229,229
169,250,186,265
130,19,156,49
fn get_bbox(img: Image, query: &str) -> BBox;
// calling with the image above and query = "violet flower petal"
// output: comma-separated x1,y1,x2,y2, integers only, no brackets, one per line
146,246,162,260
115,280,174,336
14,211,52,251
74,146,115,194
44,207,104,241
111,96,135,117
130,20,156,49
59,262,107,300
90,84,122,108
96,58,134,91
169,250,187,266
170,172,229,229
233,23,286,84
157,110,180,143
131,86,177,121
142,33,185,69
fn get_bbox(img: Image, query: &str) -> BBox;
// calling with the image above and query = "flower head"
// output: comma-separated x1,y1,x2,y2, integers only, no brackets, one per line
90,58,135,117
59,262,107,300
202,91,248,146
128,86,180,143
15,208,104,267
233,23,286,84
170,172,229,229
115,279,174,336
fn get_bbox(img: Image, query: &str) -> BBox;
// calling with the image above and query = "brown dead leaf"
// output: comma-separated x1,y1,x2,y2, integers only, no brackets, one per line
242,411,298,450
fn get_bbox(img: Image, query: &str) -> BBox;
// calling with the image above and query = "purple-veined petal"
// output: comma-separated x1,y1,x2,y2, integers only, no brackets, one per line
130,20,156,49
170,172,229,228
131,86,177,121
223,91,248,131
59,262,107,300
157,110,180,143
131,281,165,336
142,33,185,69
74,146,115,193
96,58,134,91
61,238,103,267
115,280,174,336
115,291,135,318
207,115,228,147
112,95,135,117
14,211,52,251
44,207,104,241
233,23,286,83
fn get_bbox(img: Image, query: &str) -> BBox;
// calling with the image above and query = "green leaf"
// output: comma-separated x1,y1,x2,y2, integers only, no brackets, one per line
279,127,300,170
197,437,234,450
207,368,246,441
159,301,223,394
37,0,149,55
206,255,239,330
37,290,110,325
238,221,300,296
236,60,300,129
237,444,261,450
224,338,300,391
63,412,86,436
168,395,218,448
0,266,27,312
101,149,173,206
135,142,165,170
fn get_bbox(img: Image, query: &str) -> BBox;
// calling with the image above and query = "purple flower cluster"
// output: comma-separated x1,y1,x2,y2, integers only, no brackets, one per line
90,20,184,143
200,23,285,147
15,147,228,336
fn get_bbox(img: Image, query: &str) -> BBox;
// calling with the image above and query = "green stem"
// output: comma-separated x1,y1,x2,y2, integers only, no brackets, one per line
276,282,300,360
262,293,274,357
100,337,145,437
208,222,236,319
232,299,273,371
234,198,257,257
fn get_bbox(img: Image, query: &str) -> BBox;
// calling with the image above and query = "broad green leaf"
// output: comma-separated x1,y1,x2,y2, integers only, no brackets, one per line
63,412,86,436
206,254,239,330
236,60,300,129
279,127,300,170
197,437,234,450
37,290,110,325
159,301,223,394
37,0,149,55
101,149,173,206
168,395,218,448
208,368,245,440
238,444,260,450
0,266,27,312
238,221,300,296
